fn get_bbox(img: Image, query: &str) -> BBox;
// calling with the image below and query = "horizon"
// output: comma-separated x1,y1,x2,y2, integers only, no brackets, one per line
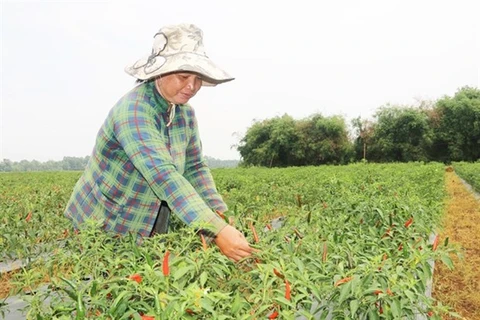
0,154,241,163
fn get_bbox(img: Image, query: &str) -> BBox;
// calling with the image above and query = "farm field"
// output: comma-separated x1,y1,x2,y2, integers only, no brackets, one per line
0,163,479,319
452,162,480,195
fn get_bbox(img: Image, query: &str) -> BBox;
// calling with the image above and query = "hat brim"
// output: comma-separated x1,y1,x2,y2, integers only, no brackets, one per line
125,52,234,87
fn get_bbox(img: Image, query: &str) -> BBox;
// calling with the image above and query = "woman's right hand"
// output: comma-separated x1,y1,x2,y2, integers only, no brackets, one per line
214,225,254,262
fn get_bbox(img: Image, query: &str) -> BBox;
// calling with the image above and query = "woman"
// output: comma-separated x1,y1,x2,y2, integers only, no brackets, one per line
64,23,253,262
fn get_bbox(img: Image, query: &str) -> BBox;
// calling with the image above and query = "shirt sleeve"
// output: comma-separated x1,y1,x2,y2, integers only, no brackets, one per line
183,108,228,214
112,100,227,234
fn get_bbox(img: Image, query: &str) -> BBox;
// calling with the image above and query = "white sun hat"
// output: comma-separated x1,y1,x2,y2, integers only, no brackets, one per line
125,23,234,86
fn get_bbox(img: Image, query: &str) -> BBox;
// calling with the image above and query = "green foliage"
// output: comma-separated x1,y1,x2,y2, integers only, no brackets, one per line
0,156,238,172
431,86,480,162
368,106,433,162
1,164,460,319
453,161,480,193
237,114,299,167
237,113,354,167
237,86,480,164
351,117,375,161
204,156,239,168
0,157,90,172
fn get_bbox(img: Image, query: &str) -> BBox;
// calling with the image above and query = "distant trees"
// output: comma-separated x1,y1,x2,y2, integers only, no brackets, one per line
236,115,298,167
0,155,239,172
431,87,480,162
238,86,480,166
0,156,89,172
204,156,239,168
351,117,374,161
3,86,479,171
364,106,433,162
237,114,354,166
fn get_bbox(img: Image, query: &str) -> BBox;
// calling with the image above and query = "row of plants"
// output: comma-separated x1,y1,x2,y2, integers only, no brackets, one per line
0,172,78,262
453,161,480,193
1,163,458,319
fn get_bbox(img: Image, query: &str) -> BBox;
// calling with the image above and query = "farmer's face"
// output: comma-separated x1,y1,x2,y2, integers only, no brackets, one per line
156,73,203,105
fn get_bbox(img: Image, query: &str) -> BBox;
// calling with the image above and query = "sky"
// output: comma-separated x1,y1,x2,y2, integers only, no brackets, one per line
1,0,479,162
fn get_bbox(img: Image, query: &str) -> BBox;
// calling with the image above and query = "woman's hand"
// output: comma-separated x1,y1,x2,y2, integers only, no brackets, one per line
214,225,254,262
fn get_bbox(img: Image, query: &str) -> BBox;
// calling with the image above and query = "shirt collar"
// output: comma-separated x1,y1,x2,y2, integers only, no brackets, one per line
146,80,171,113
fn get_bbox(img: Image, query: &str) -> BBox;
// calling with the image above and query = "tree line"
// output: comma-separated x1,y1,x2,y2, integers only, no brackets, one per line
236,86,480,167
0,156,90,172
2,86,478,171
0,156,238,172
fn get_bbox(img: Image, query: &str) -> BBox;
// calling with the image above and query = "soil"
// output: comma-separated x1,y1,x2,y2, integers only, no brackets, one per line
0,271,14,298
432,171,480,320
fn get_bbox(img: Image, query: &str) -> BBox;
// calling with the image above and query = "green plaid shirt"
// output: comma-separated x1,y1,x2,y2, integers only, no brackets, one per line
64,81,228,239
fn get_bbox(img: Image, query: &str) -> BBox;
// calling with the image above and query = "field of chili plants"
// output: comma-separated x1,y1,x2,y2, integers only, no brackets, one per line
0,163,458,319
453,161,480,193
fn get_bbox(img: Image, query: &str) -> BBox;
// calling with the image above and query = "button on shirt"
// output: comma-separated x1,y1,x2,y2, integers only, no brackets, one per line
64,81,228,240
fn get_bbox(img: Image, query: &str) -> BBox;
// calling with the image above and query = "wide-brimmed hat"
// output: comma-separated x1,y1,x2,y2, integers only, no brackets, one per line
125,23,234,86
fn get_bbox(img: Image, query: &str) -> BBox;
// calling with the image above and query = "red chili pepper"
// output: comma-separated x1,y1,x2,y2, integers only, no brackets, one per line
25,212,32,222
249,221,259,243
200,234,208,251
215,210,226,220
432,235,439,251
141,315,155,320
404,217,413,228
322,242,328,262
285,279,291,301
163,250,170,276
293,228,304,239
266,223,273,230
296,194,302,207
386,288,393,296
128,273,142,284
382,228,391,238
374,290,383,295
334,276,353,287
273,268,285,279
268,310,279,319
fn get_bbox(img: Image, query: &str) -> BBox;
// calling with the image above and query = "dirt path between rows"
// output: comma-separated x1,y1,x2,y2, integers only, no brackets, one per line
433,171,480,320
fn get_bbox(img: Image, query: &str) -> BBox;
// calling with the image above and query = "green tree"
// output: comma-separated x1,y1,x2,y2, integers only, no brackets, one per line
295,114,353,165
237,113,353,167
368,105,433,162
237,115,298,167
432,86,480,162
351,117,375,161
0,159,13,172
